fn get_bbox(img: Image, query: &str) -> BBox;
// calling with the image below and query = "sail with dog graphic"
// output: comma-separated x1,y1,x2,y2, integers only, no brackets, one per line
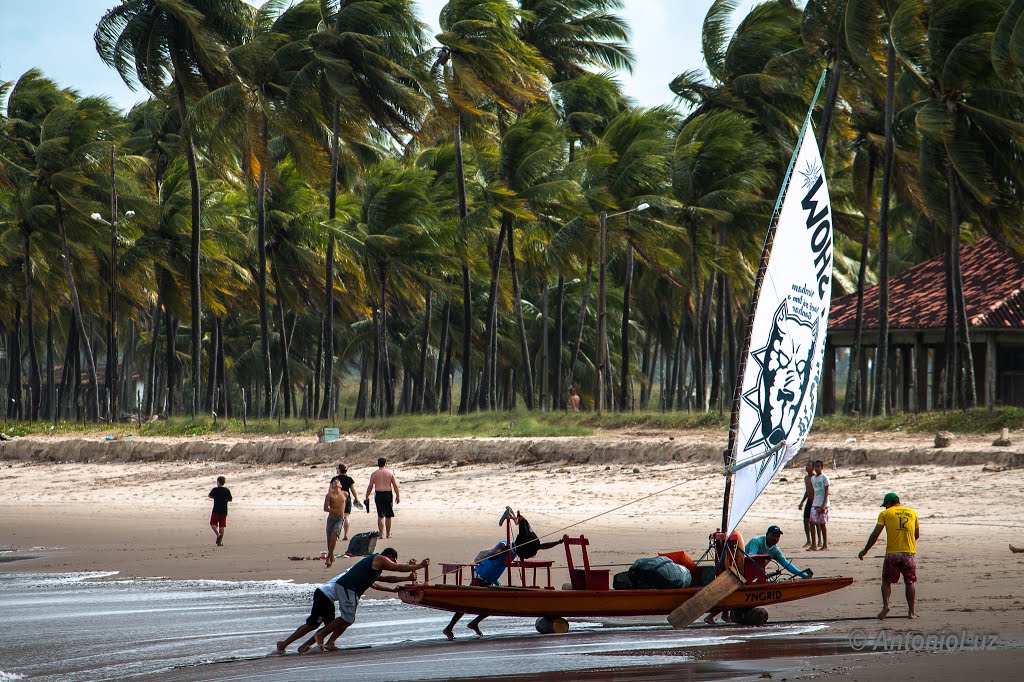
725,90,833,536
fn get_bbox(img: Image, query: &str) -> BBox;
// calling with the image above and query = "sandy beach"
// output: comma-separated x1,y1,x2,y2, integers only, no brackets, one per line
2,428,1023,679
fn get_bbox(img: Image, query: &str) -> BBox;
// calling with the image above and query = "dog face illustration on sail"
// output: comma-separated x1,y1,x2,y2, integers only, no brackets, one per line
743,300,818,458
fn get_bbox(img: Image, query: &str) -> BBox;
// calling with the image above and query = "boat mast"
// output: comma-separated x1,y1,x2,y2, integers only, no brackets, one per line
720,69,830,535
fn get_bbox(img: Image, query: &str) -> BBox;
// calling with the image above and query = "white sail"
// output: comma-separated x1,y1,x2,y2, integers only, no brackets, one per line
727,125,833,535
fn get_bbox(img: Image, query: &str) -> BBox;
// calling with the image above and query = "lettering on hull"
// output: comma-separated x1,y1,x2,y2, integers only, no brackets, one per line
744,589,783,603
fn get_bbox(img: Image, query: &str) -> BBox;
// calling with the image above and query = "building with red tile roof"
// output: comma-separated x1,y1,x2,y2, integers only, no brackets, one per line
824,237,1024,411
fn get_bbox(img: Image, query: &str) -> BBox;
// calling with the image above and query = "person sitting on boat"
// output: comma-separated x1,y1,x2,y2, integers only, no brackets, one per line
746,526,812,579
442,522,563,640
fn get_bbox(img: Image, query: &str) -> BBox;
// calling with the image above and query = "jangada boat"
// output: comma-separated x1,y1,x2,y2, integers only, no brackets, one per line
399,71,853,630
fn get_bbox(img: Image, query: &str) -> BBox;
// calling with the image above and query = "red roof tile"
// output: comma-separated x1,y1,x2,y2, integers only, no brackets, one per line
830,237,1024,331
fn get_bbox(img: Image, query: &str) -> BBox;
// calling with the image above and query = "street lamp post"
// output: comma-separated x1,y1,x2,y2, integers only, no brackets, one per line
91,147,134,422
595,203,650,413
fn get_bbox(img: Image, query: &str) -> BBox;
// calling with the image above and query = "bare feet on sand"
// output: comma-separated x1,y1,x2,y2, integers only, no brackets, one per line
215,533,223,546
443,628,455,641
325,555,334,568
323,643,339,652
314,633,325,652
275,642,287,655
908,612,919,619
297,642,312,653
802,542,811,548
808,545,818,551
819,544,828,551
878,606,891,620
469,624,483,637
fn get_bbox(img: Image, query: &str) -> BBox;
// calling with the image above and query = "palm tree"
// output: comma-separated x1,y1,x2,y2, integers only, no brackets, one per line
198,0,320,417
293,0,429,419
516,0,634,82
96,0,254,416
433,0,551,413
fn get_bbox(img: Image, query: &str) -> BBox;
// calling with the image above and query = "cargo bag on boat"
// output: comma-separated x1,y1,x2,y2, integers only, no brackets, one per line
627,556,692,589
344,531,379,556
612,571,633,590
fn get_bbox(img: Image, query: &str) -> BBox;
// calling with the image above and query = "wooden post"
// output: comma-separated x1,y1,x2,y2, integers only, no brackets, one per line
914,334,927,412
985,333,997,408
822,341,836,415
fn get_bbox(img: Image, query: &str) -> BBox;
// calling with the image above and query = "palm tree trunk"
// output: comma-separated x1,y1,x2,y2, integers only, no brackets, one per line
23,232,41,420
164,310,177,416
173,76,201,419
946,158,976,407
414,284,432,413
355,350,369,419
710,271,725,411
554,275,565,410
434,300,450,411
144,300,160,415
7,309,23,420
565,259,593,402
618,242,634,411
320,101,340,419
845,156,874,415
272,265,292,418
873,39,896,416
505,215,535,409
206,316,219,414
688,223,703,412
455,120,472,414
53,193,100,421
257,167,274,417
540,276,549,411
46,315,54,421
817,52,842,156
481,219,508,410
314,314,323,415
58,317,77,419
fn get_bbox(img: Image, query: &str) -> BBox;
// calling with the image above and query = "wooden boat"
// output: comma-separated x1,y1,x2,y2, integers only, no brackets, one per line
401,70,851,630
399,576,853,619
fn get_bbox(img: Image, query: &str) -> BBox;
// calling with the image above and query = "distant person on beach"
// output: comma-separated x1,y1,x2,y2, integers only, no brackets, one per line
324,480,348,568
365,458,400,538
274,548,428,654
858,492,920,620
809,460,830,550
443,517,563,640
568,387,580,412
208,476,232,546
330,464,362,541
798,461,816,549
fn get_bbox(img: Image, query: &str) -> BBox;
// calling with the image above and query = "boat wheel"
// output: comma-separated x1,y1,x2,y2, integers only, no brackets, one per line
730,607,769,626
535,617,570,634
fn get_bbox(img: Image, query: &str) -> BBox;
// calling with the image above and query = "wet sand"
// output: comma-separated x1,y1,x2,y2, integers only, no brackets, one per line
2,429,1023,679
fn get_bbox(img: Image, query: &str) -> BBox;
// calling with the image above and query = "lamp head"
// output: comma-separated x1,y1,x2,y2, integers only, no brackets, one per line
90,213,103,221
636,203,651,212
124,210,136,218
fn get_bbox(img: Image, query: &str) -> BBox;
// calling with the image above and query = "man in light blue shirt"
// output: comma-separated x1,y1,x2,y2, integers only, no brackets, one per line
746,525,812,579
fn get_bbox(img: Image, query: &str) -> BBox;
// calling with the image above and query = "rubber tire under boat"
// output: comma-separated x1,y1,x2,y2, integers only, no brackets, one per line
729,607,769,626
535,617,570,634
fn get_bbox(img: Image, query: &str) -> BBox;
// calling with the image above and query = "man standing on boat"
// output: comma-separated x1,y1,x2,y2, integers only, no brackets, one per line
809,460,830,550
858,492,919,620
365,458,400,538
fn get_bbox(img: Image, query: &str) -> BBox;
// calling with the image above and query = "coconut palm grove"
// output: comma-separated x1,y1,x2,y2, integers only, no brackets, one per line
1,0,1022,425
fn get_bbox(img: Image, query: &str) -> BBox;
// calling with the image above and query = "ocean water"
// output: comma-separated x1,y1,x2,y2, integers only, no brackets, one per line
0,572,826,681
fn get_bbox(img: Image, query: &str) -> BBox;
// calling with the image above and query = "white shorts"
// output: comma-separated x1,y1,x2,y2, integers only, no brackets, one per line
337,587,359,624
811,506,830,524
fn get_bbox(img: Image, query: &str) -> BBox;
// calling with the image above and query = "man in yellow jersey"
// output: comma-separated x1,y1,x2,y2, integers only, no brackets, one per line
858,492,920,620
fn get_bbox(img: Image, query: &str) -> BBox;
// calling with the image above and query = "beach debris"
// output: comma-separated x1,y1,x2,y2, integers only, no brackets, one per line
869,474,877,480
934,431,954,448
982,464,1006,473
760,673,773,679
845,437,857,443
779,477,788,483
993,428,1012,447
0,432,9,441
632,467,640,474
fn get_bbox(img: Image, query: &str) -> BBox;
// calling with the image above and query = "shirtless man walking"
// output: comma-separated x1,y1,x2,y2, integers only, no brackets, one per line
324,480,348,567
365,458,400,539
798,461,816,548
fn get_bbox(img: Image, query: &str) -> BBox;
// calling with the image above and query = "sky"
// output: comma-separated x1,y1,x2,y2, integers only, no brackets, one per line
0,0,761,112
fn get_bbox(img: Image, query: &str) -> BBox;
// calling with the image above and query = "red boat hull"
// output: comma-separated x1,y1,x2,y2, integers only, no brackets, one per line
398,577,853,618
